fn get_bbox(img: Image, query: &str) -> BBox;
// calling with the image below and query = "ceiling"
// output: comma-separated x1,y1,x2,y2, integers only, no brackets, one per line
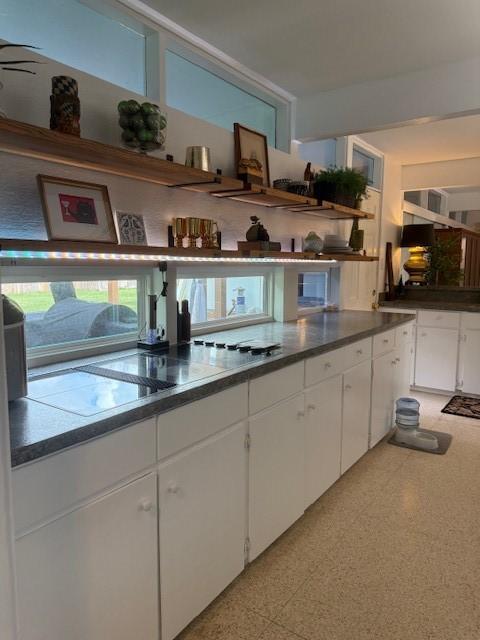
359,114,480,165
144,0,480,96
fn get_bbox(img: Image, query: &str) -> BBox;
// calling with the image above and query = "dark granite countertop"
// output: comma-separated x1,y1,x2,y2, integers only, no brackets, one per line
379,300,480,313
9,310,413,468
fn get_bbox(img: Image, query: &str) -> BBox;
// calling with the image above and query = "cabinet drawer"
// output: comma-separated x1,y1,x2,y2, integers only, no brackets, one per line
12,418,156,533
395,322,415,349
305,347,345,386
418,310,460,329
373,330,395,357
157,384,248,461
249,362,304,414
343,337,372,370
461,312,480,330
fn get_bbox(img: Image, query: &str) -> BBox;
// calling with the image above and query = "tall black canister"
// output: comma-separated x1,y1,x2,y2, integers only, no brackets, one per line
2,295,27,401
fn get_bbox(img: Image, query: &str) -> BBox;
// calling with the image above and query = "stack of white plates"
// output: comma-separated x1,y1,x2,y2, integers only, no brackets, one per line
323,235,353,253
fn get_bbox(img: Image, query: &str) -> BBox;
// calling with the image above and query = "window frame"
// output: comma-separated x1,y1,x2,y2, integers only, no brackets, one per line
347,137,384,192
1,265,151,368
297,266,336,316
176,265,274,335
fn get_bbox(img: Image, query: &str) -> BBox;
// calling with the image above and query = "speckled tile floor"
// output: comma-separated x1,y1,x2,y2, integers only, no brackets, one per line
177,392,480,640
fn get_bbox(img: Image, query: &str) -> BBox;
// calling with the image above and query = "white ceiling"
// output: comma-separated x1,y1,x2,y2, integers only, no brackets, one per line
144,0,480,96
359,114,480,164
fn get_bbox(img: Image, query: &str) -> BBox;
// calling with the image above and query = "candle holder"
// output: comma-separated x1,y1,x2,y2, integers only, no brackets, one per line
172,217,187,248
186,217,201,248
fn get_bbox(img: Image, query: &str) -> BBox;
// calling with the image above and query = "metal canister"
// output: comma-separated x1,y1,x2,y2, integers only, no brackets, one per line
185,146,211,172
2,295,27,401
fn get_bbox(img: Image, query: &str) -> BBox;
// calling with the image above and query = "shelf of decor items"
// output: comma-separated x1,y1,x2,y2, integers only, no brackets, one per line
0,239,379,262
0,118,374,217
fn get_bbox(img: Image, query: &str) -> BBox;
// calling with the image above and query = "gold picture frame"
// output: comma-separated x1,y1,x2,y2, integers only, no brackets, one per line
234,123,270,187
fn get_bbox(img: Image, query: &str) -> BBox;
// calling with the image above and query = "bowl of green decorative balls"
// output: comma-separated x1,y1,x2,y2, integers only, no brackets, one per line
117,100,167,153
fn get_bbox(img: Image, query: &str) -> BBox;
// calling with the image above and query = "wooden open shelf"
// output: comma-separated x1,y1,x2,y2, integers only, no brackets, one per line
0,117,244,193
0,238,379,263
210,183,317,209
288,201,375,220
0,119,376,218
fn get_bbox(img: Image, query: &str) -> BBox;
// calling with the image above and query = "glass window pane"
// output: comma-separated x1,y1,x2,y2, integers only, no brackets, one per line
298,272,328,309
428,191,442,214
352,148,375,185
0,0,146,94
3,280,139,350
177,275,266,325
166,50,276,147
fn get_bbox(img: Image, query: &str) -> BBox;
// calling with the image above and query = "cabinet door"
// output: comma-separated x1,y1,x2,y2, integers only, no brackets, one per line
415,327,458,391
305,376,342,507
370,352,395,448
16,474,158,640
249,393,305,560
394,341,413,401
159,423,246,640
342,360,372,474
460,329,480,394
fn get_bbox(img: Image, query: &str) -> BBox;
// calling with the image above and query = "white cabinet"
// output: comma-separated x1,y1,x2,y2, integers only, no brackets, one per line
305,375,342,507
16,474,158,640
370,352,395,448
415,326,458,391
341,360,372,474
158,423,247,640
249,393,305,560
459,329,480,394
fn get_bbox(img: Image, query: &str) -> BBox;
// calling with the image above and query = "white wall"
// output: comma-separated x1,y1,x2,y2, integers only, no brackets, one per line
377,158,403,292
402,156,480,191
297,55,480,141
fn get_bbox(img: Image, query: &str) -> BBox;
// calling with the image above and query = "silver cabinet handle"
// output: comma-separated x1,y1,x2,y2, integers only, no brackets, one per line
403,330,408,335
297,410,305,419
383,338,389,343
344,384,352,391
307,404,316,411
324,362,332,369
396,357,401,362
356,349,363,355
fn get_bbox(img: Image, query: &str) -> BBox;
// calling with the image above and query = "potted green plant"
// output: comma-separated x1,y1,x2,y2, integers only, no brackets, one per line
425,237,464,286
313,166,368,209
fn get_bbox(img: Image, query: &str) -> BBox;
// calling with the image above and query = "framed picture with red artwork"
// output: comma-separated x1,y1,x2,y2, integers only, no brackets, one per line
37,174,118,243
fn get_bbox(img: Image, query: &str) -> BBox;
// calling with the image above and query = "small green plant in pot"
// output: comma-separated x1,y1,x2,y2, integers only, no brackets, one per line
313,166,368,209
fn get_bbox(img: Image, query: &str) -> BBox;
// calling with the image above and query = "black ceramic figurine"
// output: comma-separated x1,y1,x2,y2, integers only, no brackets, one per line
246,216,270,242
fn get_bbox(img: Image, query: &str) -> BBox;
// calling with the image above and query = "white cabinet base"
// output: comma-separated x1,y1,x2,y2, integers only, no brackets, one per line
249,394,305,560
305,376,342,507
342,360,372,473
16,474,159,640
159,423,246,640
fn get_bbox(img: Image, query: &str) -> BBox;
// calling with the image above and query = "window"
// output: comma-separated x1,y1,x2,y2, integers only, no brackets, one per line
2,277,143,359
176,273,270,329
1,0,149,94
298,272,328,311
404,191,422,206
428,190,442,214
351,144,382,190
166,50,277,147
